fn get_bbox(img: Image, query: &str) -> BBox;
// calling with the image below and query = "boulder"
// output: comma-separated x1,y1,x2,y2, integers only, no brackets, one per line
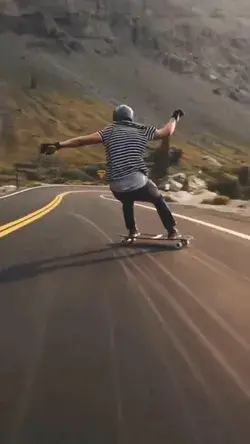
187,175,207,193
170,172,187,184
169,173,206,193
0,185,17,193
169,178,183,191
202,156,221,167
163,183,170,191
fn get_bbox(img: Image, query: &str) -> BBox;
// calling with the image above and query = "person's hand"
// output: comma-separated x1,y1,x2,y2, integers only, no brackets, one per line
171,109,185,121
40,142,61,155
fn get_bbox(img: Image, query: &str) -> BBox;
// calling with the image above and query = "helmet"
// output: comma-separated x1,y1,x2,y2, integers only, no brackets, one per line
113,104,134,122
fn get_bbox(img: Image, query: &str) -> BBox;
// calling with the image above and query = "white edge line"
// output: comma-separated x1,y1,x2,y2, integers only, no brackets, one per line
2,187,250,242
100,194,250,242
0,184,108,200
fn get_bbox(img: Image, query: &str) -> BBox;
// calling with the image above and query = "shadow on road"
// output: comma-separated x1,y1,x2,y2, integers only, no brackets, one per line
0,242,174,284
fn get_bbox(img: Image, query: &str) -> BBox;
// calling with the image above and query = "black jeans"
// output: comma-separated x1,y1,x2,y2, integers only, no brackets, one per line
112,179,176,232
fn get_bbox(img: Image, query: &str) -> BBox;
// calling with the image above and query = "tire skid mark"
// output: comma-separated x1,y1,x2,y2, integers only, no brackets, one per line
70,213,126,444
124,259,239,431
121,265,205,442
147,252,250,352
124,261,218,395
71,212,214,440
191,248,250,286
145,253,250,398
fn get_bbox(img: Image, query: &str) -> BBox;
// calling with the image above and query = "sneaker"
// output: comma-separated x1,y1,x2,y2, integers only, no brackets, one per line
167,227,181,240
128,228,141,238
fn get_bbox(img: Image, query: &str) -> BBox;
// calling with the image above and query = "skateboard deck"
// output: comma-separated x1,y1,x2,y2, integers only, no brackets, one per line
119,233,193,249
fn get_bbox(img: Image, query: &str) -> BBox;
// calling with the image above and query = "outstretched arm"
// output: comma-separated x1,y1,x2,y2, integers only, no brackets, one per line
40,132,102,155
154,109,184,141
58,132,102,148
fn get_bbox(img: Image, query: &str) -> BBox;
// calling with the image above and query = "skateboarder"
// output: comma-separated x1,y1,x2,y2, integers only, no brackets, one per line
40,105,184,239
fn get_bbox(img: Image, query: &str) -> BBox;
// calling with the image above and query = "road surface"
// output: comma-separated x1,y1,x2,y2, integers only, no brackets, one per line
1,185,250,444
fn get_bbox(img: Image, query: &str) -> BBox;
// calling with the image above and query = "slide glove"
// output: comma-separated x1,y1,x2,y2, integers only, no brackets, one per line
40,142,61,155
171,109,185,122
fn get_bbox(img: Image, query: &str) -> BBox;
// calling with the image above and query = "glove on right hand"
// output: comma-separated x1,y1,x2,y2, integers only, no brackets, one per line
171,109,185,121
40,142,61,155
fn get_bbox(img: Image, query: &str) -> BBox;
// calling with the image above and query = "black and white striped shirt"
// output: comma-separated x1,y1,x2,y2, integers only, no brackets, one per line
98,121,156,182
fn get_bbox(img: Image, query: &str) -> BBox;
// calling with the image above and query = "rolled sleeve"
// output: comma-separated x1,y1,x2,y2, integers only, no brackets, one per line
144,125,157,141
97,125,112,145
97,128,105,144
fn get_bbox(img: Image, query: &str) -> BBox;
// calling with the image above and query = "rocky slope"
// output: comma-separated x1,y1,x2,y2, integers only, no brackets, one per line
1,0,250,148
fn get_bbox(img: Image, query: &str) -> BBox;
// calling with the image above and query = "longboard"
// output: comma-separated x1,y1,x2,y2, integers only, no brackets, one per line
119,233,193,249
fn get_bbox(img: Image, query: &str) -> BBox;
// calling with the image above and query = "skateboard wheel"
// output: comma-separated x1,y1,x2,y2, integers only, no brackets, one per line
176,241,182,249
123,237,134,244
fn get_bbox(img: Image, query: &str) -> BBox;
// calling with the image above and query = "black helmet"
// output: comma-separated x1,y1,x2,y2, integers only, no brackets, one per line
113,104,134,122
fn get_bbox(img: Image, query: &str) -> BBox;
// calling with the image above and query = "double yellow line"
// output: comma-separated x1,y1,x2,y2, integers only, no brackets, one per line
0,191,70,239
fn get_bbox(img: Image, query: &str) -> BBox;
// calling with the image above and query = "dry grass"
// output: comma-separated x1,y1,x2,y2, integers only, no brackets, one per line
1,87,250,173
0,88,112,168
174,139,250,170
201,195,231,205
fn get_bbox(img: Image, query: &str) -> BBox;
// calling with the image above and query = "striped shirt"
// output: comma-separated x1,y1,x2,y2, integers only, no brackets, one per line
98,121,156,183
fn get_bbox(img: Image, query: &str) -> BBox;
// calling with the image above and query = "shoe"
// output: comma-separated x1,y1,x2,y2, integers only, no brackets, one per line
128,228,141,238
167,227,181,240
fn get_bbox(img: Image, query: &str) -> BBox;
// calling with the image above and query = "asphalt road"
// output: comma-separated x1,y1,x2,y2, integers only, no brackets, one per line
1,185,250,444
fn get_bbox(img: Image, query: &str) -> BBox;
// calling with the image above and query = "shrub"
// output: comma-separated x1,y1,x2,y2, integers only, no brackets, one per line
168,147,183,166
85,165,106,179
0,174,16,185
202,195,230,205
148,144,183,182
48,177,67,184
24,169,41,181
0,167,15,176
60,169,94,182
238,166,250,186
207,172,242,198
26,181,41,187
241,185,250,200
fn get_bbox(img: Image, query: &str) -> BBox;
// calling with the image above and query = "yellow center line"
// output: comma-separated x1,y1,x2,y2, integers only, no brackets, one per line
0,190,84,239
0,195,62,233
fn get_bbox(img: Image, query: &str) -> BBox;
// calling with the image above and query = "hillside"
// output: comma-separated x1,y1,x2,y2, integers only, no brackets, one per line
1,0,250,171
